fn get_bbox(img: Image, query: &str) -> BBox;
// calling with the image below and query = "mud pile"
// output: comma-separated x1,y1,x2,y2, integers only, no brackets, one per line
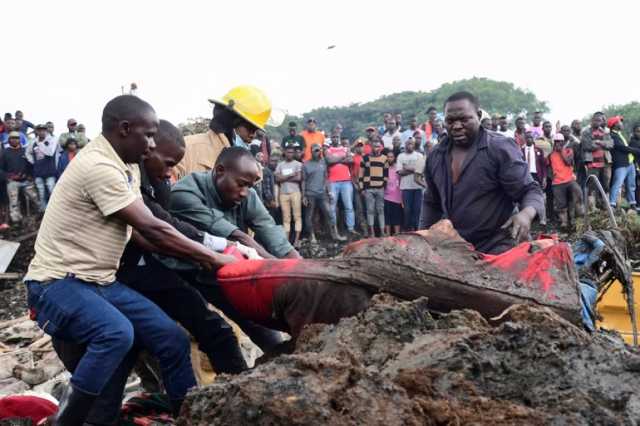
180,295,640,425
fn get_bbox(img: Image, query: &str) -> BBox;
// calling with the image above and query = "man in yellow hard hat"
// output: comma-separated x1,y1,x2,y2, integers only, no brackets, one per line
174,85,272,180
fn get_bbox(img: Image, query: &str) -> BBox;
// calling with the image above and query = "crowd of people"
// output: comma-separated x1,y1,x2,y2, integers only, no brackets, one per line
252,105,638,250
12,84,640,423
0,113,88,228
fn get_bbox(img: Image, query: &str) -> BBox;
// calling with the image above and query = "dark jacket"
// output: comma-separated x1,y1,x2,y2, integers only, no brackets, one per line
0,146,32,181
630,136,640,168
610,131,640,169
521,145,547,186
420,128,544,254
118,163,206,287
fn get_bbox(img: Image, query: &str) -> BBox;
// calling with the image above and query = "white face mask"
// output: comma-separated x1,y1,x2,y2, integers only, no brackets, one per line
234,132,247,148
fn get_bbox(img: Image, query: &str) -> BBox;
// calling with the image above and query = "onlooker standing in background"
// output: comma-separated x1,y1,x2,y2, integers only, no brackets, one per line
581,112,613,206
1,118,28,147
496,115,514,138
300,118,325,161
326,133,356,238
56,138,78,177
396,138,424,231
381,119,401,150
547,134,584,227
0,132,39,224
276,146,303,247
629,123,640,203
15,110,35,134
27,124,58,212
401,117,425,144
514,116,527,147
350,139,367,235
522,130,548,225
282,122,305,161
383,149,403,236
608,116,640,211
59,118,89,149
302,144,339,242
359,139,388,237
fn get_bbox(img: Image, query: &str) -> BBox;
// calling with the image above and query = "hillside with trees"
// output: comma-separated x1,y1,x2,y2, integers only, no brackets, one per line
180,77,550,141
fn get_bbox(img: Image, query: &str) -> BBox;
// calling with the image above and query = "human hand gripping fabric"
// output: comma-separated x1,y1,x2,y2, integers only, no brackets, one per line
500,207,536,243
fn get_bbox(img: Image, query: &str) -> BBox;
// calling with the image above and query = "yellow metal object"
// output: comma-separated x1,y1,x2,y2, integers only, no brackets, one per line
596,272,640,344
209,85,272,130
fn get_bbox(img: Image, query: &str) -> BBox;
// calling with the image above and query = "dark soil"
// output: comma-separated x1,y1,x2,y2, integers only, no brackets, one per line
180,295,640,425
0,217,40,320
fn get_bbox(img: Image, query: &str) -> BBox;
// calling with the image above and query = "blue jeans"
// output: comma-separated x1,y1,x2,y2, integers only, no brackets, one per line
34,176,56,211
402,189,423,230
329,181,355,231
25,277,195,399
609,164,637,207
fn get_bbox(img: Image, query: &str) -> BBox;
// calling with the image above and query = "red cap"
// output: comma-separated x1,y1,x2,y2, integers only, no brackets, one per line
607,115,623,129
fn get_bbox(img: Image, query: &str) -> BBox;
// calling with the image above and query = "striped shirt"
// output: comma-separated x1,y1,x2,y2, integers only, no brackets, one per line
25,134,141,285
359,154,388,189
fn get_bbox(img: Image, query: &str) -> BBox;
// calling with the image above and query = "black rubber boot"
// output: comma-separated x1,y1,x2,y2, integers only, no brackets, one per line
52,385,96,426
170,398,185,418
207,342,249,375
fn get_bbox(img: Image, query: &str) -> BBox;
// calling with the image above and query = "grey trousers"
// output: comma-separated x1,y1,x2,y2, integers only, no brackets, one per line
364,188,385,228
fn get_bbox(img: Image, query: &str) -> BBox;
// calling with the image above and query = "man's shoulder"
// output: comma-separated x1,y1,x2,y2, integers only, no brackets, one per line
173,171,208,193
184,131,212,146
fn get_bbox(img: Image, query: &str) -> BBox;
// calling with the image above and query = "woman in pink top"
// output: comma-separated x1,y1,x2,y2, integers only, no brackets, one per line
384,150,403,235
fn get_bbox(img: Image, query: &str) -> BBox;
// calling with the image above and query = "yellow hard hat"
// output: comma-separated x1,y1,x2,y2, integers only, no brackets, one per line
209,85,272,131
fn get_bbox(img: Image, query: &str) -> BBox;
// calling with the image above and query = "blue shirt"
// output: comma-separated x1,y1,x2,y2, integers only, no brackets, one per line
1,132,29,148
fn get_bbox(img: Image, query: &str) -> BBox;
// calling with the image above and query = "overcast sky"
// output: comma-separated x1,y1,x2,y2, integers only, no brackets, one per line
5,0,640,137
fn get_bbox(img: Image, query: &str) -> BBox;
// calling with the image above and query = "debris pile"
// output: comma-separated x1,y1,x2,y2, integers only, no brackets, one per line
0,316,68,401
179,295,640,425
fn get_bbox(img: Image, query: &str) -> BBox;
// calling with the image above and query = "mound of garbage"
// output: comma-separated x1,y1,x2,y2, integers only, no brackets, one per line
179,295,640,426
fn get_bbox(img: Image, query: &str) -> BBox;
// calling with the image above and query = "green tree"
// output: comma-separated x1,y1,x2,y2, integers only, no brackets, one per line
602,102,640,132
269,77,548,140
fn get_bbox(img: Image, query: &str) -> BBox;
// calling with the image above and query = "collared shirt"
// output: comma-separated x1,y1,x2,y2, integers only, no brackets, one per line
421,128,544,254
169,171,293,258
174,130,231,180
25,134,141,284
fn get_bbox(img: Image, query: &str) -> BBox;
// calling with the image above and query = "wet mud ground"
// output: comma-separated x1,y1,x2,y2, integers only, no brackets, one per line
3,217,640,425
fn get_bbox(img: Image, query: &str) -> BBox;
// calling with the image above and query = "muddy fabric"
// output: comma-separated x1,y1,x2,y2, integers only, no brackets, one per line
272,281,371,336
216,220,581,330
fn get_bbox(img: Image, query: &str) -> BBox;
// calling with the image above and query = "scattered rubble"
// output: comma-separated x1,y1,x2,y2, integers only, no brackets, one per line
180,295,640,425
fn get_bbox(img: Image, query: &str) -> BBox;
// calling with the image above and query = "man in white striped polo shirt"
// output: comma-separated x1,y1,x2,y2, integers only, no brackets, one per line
24,95,237,424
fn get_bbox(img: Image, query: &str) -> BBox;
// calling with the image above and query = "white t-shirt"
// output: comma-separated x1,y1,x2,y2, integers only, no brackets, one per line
381,130,401,150
396,151,424,190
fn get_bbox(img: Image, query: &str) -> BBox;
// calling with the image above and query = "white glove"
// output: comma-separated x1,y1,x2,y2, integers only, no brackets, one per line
234,242,263,260
203,233,228,252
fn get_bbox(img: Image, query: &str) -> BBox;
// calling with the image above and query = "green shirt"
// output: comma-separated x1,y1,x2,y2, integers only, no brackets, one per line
169,171,293,258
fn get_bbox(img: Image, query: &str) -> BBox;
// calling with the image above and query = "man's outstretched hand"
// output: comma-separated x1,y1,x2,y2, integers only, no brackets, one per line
500,206,537,243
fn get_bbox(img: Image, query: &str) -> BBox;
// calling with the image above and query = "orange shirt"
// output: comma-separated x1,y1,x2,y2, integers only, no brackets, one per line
548,150,575,185
300,130,325,161
327,146,351,182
